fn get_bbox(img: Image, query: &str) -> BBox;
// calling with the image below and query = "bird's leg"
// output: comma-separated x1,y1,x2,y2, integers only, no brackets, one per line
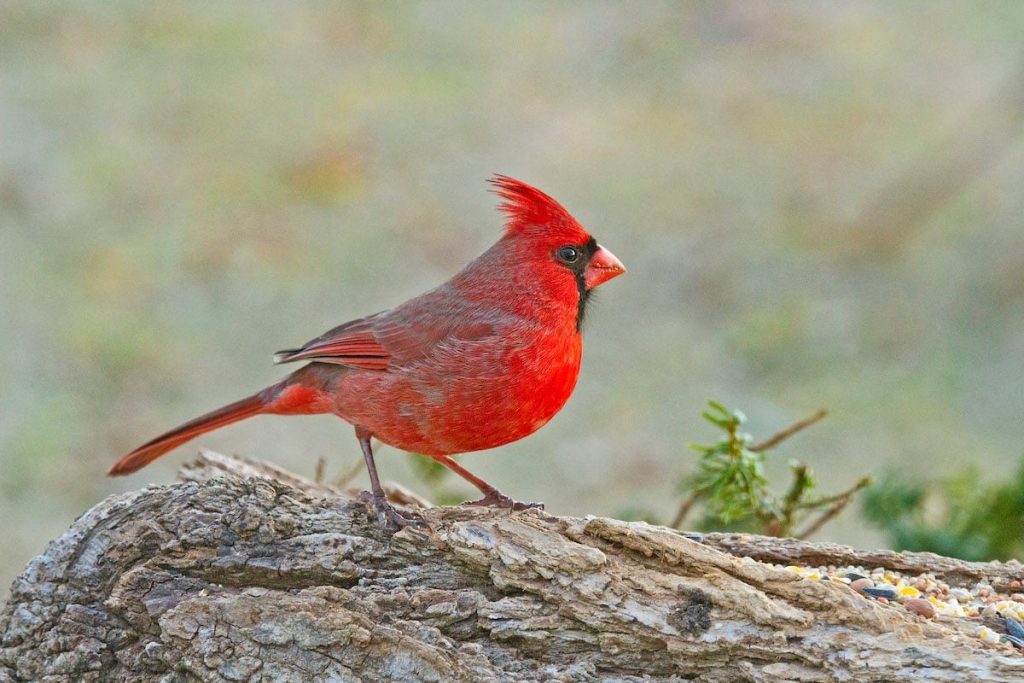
358,435,424,530
431,455,544,511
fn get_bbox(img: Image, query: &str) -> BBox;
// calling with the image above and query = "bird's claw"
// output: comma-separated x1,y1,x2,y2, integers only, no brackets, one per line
380,504,426,531
465,491,545,511
360,491,427,531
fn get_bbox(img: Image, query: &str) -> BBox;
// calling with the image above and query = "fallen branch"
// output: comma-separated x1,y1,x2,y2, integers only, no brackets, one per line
2,451,1023,682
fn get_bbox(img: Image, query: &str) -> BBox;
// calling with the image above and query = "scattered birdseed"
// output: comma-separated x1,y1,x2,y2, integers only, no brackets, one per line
863,586,899,600
980,626,1001,643
775,561,1024,651
950,587,972,601
1007,618,1024,640
904,598,936,619
1004,635,1024,650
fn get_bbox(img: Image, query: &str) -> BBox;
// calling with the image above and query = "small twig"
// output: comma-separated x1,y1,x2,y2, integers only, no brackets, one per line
670,491,702,529
750,409,828,452
796,484,868,510
781,463,811,511
777,463,812,535
313,457,326,484
795,476,873,540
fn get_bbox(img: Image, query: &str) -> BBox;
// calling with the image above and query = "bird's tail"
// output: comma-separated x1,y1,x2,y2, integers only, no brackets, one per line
108,392,269,476
107,373,327,476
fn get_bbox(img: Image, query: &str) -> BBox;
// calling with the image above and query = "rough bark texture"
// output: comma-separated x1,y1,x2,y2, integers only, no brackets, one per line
2,451,1023,682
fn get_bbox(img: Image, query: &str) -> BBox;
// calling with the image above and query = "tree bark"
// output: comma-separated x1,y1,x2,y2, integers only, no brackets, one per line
2,451,1023,682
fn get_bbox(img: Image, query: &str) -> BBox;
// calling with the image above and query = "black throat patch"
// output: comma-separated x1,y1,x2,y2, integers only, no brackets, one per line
568,237,598,332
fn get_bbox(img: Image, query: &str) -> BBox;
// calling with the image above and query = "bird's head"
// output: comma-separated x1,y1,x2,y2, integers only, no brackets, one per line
489,175,625,318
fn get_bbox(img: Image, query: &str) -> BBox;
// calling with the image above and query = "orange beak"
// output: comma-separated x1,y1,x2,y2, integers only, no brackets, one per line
583,244,626,289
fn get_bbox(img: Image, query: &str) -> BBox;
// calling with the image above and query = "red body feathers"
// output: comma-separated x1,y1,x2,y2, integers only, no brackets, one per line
109,176,624,524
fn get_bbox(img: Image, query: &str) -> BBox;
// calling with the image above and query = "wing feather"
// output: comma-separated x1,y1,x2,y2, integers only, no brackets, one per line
273,316,391,370
273,287,504,372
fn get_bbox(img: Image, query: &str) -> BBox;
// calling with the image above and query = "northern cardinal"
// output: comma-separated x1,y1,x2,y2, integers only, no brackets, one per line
109,176,625,529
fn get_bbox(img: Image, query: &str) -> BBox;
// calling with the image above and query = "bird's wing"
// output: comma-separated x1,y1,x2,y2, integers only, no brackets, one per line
273,315,392,370
273,289,503,371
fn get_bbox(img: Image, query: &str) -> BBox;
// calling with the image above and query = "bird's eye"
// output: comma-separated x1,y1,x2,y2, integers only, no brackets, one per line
556,246,580,264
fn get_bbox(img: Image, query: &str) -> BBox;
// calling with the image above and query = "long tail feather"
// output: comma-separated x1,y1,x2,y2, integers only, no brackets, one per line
108,392,268,476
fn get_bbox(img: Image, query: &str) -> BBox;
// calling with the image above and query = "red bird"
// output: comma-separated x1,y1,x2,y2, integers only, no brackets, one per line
109,176,625,529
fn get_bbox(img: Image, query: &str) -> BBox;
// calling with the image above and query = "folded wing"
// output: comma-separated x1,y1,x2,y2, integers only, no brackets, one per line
273,316,391,370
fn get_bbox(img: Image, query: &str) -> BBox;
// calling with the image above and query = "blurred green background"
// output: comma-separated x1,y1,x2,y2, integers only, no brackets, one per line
2,2,1023,590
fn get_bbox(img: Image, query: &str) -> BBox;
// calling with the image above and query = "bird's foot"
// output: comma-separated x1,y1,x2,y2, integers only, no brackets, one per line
359,491,427,531
464,491,545,512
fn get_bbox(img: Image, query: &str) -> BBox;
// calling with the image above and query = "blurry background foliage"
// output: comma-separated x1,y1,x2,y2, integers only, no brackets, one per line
862,462,1024,562
2,2,1024,589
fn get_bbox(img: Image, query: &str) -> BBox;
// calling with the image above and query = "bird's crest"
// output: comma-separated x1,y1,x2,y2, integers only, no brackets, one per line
489,175,583,237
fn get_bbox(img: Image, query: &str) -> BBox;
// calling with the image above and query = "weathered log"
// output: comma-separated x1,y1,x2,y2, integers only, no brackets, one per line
2,451,1023,682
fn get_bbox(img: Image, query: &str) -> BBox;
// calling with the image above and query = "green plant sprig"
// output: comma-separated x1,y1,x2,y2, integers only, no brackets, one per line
672,401,871,538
